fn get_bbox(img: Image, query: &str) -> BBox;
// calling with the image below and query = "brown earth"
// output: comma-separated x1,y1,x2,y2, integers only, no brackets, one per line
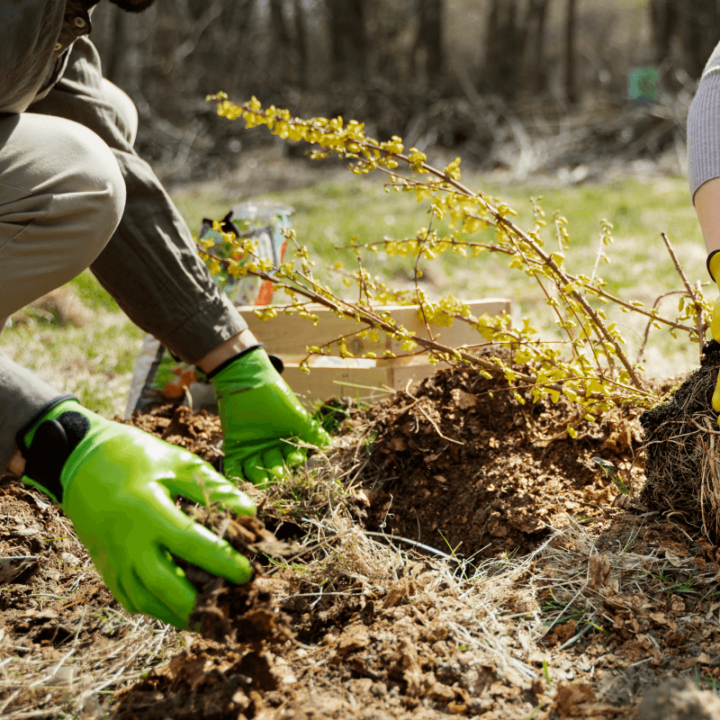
2,366,720,719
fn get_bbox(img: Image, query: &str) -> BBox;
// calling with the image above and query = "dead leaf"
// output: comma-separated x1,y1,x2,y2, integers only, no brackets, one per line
587,555,612,590
555,681,596,717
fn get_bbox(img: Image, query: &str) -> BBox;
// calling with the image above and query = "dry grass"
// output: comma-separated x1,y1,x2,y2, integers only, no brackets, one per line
1,429,714,718
0,577,182,719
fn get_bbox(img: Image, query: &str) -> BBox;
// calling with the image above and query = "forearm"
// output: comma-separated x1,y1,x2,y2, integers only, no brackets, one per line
694,180,720,255
688,42,720,254
0,352,61,476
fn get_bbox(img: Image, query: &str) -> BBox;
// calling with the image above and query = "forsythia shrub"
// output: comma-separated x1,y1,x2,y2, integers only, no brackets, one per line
201,93,709,434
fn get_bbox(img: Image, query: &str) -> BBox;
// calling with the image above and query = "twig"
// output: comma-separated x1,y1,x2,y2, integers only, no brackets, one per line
414,223,436,343
661,232,707,360
364,531,466,563
637,289,687,364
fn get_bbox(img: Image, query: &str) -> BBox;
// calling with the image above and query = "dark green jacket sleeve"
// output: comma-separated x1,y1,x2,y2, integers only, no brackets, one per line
0,351,61,476
0,0,67,114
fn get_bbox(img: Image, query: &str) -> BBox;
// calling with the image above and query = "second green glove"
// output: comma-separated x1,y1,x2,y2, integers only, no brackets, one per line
209,346,331,486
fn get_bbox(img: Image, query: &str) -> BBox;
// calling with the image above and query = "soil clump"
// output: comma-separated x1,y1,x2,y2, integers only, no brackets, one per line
178,510,293,647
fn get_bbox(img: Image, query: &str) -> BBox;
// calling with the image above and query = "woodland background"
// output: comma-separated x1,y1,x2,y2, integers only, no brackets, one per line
88,0,716,183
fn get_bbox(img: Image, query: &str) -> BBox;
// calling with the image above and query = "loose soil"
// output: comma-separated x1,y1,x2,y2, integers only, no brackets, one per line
3,365,720,719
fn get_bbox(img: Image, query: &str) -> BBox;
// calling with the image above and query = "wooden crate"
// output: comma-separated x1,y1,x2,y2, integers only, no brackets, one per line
237,298,511,403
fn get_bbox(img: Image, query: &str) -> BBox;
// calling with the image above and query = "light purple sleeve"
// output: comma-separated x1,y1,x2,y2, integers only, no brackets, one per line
688,41,720,201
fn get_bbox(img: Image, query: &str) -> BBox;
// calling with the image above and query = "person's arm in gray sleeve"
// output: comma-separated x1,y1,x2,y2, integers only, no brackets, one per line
688,40,720,256
0,1,67,114
689,40,720,426
0,352,63,476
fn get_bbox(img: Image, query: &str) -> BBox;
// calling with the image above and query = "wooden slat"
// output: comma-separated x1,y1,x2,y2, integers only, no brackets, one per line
283,365,393,404
238,298,511,357
236,298,511,404
384,299,511,354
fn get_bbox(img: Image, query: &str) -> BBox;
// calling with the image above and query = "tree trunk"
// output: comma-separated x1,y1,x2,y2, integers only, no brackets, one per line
649,0,676,66
483,0,522,99
270,0,292,84
532,0,550,94
679,0,720,80
294,0,308,88
103,5,128,87
483,0,500,92
565,0,577,104
327,0,367,82
519,0,551,96
417,0,444,86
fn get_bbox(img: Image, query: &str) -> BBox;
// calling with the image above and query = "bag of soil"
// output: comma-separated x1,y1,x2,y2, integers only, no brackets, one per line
124,201,293,417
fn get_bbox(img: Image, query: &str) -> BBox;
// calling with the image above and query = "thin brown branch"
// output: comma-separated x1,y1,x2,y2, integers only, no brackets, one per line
200,247,656,405
661,232,707,359
636,290,687,364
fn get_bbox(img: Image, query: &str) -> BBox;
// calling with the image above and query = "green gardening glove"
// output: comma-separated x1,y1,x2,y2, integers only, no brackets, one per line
709,252,720,422
209,346,331,486
17,398,256,629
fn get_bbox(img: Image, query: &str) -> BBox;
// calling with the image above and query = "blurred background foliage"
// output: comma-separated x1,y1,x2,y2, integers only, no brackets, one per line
88,0,713,183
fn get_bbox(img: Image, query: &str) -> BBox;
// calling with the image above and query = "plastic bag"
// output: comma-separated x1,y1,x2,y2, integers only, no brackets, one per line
124,201,293,417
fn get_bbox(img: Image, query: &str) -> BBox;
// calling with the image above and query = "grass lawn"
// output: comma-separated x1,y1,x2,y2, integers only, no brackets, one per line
1,167,707,420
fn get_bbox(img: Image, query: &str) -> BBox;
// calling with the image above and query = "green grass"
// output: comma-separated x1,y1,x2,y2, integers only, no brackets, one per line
174,172,704,293
68,269,123,312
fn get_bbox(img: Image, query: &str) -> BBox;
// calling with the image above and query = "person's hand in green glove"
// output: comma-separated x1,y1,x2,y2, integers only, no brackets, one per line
17,397,256,629
208,346,331,486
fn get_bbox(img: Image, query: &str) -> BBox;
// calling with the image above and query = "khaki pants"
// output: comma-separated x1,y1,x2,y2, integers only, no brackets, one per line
0,38,246,474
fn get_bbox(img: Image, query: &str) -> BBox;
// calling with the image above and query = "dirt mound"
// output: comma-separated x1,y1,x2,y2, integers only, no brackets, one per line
641,340,720,540
123,403,225,469
112,640,279,720
350,366,644,559
114,562,538,720
0,480,116,649
126,366,645,562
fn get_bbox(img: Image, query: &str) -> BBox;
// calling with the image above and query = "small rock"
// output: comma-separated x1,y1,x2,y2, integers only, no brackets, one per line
337,625,370,654
60,553,81,567
638,677,720,720
427,681,455,702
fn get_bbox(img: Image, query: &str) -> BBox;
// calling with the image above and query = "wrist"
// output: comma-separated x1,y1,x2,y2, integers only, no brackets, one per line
17,397,98,504
196,329,259,374
8,448,26,476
